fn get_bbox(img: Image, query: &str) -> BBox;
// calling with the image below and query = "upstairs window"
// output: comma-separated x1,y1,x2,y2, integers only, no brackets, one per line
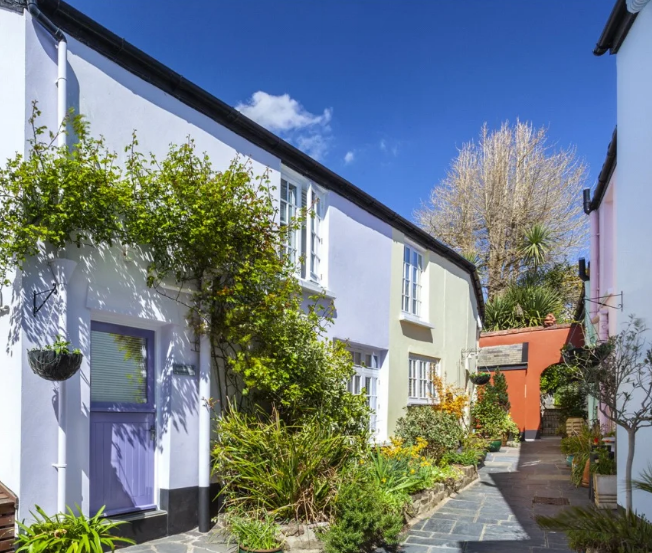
281,177,324,283
280,180,299,265
402,245,423,316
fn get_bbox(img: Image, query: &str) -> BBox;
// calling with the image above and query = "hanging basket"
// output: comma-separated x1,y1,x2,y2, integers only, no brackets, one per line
470,373,491,385
28,350,82,381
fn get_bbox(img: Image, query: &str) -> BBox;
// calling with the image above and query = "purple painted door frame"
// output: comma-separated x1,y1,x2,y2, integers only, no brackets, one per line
90,322,156,516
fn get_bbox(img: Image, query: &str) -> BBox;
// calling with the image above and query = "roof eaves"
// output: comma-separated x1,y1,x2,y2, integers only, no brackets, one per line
590,128,617,211
594,0,639,55
30,0,485,317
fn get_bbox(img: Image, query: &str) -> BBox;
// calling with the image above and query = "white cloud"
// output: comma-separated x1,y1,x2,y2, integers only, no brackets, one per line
344,151,355,165
236,91,333,160
379,138,398,157
236,91,332,132
296,134,330,161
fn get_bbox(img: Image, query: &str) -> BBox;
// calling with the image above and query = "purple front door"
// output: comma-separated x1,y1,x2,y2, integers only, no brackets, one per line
90,322,156,516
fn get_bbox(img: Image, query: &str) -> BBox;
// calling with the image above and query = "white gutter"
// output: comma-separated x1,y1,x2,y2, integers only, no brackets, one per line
626,0,651,13
26,0,70,515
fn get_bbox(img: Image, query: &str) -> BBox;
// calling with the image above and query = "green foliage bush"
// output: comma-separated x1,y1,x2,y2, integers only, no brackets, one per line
395,406,463,460
471,371,520,440
484,283,563,331
322,469,406,553
224,510,283,550
0,106,369,435
442,449,483,467
213,409,358,522
537,507,652,552
16,505,134,553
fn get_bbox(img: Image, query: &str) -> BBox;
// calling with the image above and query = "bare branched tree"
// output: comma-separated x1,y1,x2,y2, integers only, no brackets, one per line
416,121,588,300
579,317,652,514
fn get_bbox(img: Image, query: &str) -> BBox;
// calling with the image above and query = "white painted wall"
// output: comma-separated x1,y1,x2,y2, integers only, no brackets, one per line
0,6,26,500
615,0,652,518
326,193,393,441
7,6,400,518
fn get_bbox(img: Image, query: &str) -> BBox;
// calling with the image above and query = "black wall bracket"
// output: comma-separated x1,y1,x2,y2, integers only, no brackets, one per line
33,282,58,316
586,291,623,311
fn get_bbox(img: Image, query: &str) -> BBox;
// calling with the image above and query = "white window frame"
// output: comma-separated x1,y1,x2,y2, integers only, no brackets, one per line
347,348,380,433
280,173,325,284
408,355,440,404
402,245,423,317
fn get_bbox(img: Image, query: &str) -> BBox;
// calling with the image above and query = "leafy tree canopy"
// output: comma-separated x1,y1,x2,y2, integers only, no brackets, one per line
0,104,369,435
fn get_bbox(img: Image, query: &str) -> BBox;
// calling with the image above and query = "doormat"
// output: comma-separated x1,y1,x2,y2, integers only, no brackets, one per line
532,497,570,505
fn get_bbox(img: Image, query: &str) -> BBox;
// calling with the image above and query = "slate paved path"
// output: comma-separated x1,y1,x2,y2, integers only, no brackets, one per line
120,438,587,553
119,529,231,553
392,437,591,553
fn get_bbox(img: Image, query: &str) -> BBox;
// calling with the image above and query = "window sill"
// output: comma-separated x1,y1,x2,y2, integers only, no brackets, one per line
399,312,435,329
407,398,434,406
300,279,335,299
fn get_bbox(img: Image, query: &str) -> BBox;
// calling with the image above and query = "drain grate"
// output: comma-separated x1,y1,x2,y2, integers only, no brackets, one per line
533,496,570,505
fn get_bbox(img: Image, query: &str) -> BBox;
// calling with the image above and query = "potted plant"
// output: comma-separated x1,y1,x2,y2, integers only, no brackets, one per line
225,510,284,553
28,335,83,381
592,448,617,509
469,372,491,386
487,436,502,452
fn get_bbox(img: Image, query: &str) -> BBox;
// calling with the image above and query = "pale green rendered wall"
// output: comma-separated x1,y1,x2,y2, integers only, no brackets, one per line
387,228,480,437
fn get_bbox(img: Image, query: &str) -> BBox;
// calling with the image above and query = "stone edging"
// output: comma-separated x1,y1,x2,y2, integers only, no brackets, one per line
404,464,479,525
281,464,479,552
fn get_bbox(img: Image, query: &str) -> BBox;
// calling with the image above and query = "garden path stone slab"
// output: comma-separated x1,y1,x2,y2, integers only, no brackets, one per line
398,438,592,553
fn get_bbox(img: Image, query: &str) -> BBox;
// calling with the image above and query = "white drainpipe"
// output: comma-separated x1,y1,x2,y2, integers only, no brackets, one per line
50,259,77,514
198,335,212,532
27,0,70,514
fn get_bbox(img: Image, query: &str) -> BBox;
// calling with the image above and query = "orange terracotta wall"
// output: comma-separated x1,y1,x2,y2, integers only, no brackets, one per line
479,324,584,440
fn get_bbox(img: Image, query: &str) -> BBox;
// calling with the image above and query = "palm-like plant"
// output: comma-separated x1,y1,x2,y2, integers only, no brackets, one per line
536,469,652,552
520,223,552,270
484,283,562,331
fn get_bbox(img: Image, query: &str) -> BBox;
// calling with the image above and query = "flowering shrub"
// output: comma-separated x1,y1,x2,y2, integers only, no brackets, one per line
431,375,469,420
395,406,463,459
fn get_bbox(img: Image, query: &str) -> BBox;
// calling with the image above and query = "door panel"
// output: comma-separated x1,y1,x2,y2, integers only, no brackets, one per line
90,412,155,516
90,323,155,516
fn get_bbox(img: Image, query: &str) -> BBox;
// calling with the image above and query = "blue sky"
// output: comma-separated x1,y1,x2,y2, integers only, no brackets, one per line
67,0,617,221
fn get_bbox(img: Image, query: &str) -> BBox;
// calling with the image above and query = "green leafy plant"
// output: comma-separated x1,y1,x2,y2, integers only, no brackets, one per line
32,335,81,355
484,283,563,331
592,448,617,476
224,510,283,551
441,449,482,467
520,223,552,270
16,505,134,553
213,408,358,522
394,406,463,460
1,105,369,435
536,470,652,552
560,424,598,486
322,468,405,553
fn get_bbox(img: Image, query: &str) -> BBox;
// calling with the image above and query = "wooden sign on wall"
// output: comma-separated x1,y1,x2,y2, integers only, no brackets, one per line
478,343,528,369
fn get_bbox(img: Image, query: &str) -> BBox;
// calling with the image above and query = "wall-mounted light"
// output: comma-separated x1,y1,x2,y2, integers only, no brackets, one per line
583,189,592,214
578,258,589,282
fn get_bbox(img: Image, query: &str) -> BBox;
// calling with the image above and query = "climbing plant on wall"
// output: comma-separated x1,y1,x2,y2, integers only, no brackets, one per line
0,105,369,436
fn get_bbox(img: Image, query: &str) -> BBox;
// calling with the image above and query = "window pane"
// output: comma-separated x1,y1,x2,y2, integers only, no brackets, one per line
354,375,361,395
281,180,288,201
404,246,410,263
365,354,372,367
91,331,147,404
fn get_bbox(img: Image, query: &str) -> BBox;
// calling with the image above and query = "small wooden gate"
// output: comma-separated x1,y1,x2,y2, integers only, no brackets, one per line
0,482,16,553
541,408,563,436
